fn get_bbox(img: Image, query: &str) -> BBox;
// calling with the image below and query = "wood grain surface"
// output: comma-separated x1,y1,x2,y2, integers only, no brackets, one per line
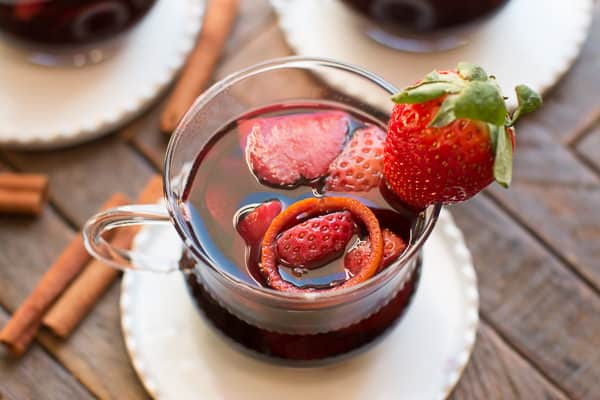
0,310,95,400
1,1,599,399
576,126,600,172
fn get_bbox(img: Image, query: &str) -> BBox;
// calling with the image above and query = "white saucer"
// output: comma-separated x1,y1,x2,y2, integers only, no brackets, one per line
0,0,204,149
120,209,479,400
271,0,593,109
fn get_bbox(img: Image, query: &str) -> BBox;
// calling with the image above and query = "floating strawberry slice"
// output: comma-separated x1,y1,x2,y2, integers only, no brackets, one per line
345,229,406,276
325,124,386,192
239,111,349,186
236,200,282,244
276,211,355,268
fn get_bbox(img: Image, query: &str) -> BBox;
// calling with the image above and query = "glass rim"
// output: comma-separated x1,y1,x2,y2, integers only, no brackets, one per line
163,55,442,303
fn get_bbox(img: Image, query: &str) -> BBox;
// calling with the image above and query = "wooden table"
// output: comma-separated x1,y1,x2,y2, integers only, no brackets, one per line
1,2,599,399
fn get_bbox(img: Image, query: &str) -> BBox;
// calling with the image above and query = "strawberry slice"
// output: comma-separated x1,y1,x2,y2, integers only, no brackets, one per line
276,211,355,268
345,229,406,276
239,111,349,186
236,200,282,244
325,124,386,192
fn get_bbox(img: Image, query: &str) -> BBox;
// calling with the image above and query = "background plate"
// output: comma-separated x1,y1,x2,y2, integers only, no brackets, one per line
271,0,593,110
120,209,479,400
0,0,204,149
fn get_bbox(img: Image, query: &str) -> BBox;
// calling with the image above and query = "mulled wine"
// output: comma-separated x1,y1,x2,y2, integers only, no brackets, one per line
183,252,421,361
0,0,156,46
180,103,424,361
343,0,509,32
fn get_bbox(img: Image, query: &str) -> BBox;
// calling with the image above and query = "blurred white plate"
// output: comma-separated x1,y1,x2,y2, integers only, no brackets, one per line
0,0,204,149
120,209,479,400
271,0,593,109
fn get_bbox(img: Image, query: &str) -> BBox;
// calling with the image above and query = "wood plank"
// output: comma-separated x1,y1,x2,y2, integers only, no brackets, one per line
450,322,566,400
0,208,148,399
480,6,600,292
489,181,600,290
1,135,155,227
124,1,276,169
223,0,275,58
575,125,600,172
37,284,150,400
215,21,293,79
0,308,94,400
450,195,600,399
470,83,600,289
508,119,598,186
485,117,600,290
532,2,600,143
120,98,168,171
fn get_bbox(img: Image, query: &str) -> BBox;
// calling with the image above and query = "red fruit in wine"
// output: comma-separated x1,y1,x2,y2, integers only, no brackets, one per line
325,124,386,192
236,200,282,244
276,211,356,268
345,229,406,276
239,111,349,186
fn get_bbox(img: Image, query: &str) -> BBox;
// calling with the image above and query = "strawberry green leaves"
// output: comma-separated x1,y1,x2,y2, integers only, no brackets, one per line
427,80,506,128
508,84,543,126
392,69,463,104
429,97,457,127
489,125,513,187
393,64,507,128
391,81,461,104
453,81,507,126
457,61,487,81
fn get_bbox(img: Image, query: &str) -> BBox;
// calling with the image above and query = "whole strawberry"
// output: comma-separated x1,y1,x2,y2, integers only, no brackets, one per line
384,63,542,208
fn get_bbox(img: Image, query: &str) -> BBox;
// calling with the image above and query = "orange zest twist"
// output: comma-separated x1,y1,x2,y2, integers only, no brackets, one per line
260,197,383,292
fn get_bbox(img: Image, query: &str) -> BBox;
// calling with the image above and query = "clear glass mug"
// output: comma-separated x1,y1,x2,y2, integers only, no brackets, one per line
83,57,441,338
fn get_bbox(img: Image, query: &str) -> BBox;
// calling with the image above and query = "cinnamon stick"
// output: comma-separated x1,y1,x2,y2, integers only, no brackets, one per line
0,173,49,216
42,232,135,338
0,193,131,355
160,0,239,134
43,175,163,338
0,173,48,194
136,175,163,205
0,189,45,216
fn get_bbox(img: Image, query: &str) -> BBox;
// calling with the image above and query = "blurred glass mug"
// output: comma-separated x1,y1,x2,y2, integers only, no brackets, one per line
342,0,510,52
0,0,157,66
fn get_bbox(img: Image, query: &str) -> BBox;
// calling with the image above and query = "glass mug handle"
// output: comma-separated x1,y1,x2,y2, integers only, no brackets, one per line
83,204,179,272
